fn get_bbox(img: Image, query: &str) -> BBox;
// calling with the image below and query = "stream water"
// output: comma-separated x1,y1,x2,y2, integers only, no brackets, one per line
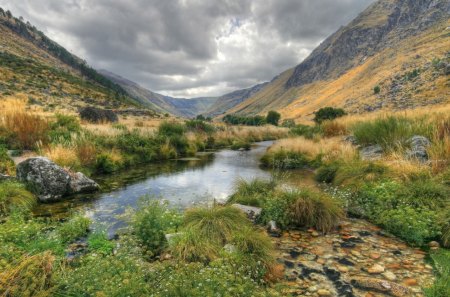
34,141,285,234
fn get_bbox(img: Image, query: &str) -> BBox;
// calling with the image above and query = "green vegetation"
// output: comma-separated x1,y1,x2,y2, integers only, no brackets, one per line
228,178,277,207
266,111,281,126
352,116,432,150
0,145,15,175
313,107,346,124
223,114,267,126
261,149,322,169
0,181,36,216
424,250,450,297
373,85,381,94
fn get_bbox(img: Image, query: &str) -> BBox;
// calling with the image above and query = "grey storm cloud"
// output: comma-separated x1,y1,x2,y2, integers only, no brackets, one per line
0,0,374,97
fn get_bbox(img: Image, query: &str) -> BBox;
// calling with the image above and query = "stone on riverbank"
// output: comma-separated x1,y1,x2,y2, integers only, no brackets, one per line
16,157,99,202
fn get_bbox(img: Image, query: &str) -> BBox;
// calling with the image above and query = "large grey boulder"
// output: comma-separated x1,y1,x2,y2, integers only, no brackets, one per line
360,145,383,160
406,135,431,162
16,157,99,202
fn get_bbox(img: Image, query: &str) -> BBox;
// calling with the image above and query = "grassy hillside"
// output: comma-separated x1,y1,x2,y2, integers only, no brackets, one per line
225,1,450,122
0,8,151,113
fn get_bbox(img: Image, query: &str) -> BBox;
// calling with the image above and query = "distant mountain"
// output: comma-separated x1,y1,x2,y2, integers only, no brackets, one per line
99,70,218,118
225,0,450,121
203,82,269,117
0,8,150,112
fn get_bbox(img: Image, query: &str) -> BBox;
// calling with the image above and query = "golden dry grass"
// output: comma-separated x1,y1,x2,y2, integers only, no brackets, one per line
42,144,80,170
268,137,357,163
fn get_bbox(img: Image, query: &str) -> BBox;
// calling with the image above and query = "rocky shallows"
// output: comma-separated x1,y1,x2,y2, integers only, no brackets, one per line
274,219,434,297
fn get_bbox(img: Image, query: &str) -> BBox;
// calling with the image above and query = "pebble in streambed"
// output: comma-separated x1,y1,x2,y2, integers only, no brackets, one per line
272,218,434,297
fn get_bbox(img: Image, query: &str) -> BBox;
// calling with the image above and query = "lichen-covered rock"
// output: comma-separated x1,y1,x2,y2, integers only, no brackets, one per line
406,135,431,162
16,157,98,202
69,172,99,194
79,107,118,123
232,203,262,221
360,145,383,160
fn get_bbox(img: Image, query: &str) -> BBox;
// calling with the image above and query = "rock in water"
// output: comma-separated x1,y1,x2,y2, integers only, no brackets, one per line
69,172,100,194
16,157,98,202
351,277,410,297
79,106,118,123
360,145,383,160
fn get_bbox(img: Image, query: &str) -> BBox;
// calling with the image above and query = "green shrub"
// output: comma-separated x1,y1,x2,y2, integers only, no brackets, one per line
115,130,158,162
266,111,281,126
230,140,251,151
223,114,267,126
281,119,296,128
379,207,440,246
352,116,432,151
133,198,181,257
56,215,90,243
313,107,346,124
373,85,381,94
333,161,387,187
0,182,36,216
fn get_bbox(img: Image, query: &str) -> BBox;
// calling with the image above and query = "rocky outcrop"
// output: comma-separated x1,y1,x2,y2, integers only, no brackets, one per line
286,0,450,88
16,157,99,202
79,107,118,123
360,145,383,160
232,203,262,221
405,135,430,162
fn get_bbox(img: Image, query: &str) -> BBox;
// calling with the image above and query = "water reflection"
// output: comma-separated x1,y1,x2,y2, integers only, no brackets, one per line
34,141,274,233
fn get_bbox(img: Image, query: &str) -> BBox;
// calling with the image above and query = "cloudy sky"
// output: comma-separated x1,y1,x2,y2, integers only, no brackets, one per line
1,0,374,98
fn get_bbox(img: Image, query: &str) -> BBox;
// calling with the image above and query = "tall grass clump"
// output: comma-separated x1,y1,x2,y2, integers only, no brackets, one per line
56,215,90,243
0,251,55,297
287,190,344,233
182,206,248,245
0,145,15,175
1,111,49,149
0,182,36,216
352,116,432,151
228,178,277,207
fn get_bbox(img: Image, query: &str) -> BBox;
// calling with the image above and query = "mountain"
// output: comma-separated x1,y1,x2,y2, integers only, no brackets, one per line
203,82,269,117
0,8,155,113
225,0,450,121
99,70,218,118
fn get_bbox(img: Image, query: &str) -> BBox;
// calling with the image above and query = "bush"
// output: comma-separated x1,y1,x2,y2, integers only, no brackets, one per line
313,107,346,124
133,199,181,257
0,182,36,216
266,111,281,126
158,121,185,137
223,114,267,126
79,107,118,123
379,207,440,246
230,140,251,151
281,119,296,128
373,85,381,94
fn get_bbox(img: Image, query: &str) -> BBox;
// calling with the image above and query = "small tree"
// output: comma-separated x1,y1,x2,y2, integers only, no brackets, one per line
374,85,381,94
266,111,281,126
313,107,346,124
